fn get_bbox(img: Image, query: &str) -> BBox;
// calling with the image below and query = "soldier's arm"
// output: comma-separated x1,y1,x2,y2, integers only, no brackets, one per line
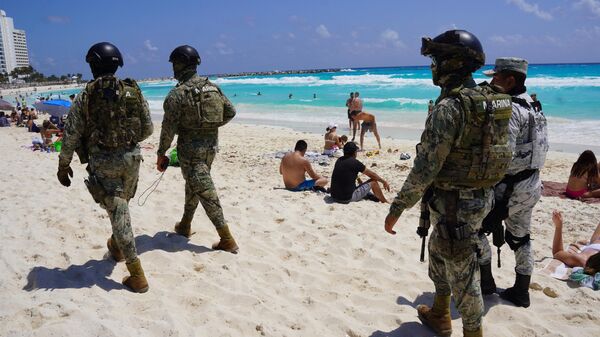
389,100,460,217
138,95,154,142
508,103,524,152
58,94,86,168
157,94,179,156
221,89,236,124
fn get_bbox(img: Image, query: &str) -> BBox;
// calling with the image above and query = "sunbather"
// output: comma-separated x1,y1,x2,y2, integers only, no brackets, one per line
566,150,600,199
552,210,600,275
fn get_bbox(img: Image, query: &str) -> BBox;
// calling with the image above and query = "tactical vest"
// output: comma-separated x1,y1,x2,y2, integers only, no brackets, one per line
434,83,513,189
509,95,548,173
177,76,226,131
84,76,144,148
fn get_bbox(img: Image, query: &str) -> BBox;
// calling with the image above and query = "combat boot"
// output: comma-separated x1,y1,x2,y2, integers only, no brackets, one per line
416,294,452,337
174,212,194,237
174,221,192,237
212,224,239,254
480,263,497,295
464,327,483,337
500,273,530,308
122,258,149,293
107,235,125,262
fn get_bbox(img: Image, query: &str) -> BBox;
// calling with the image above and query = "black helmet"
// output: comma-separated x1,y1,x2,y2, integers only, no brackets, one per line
169,45,201,66
421,30,485,71
86,42,124,67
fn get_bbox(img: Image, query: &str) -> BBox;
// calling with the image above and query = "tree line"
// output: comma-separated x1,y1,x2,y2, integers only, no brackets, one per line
0,66,83,84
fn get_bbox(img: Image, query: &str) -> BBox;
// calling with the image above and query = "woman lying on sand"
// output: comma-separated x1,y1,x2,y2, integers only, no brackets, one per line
552,210,600,275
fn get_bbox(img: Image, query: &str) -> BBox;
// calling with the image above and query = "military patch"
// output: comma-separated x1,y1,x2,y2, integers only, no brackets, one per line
202,85,219,93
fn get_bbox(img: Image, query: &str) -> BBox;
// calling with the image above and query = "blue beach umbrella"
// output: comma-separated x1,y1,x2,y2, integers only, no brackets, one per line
0,99,14,111
34,99,71,118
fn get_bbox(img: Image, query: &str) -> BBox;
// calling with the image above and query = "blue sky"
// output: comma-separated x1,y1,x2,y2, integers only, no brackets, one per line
2,0,600,78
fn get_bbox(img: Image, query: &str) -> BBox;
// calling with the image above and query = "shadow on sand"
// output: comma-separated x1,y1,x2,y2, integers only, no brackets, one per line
23,231,211,292
368,291,505,337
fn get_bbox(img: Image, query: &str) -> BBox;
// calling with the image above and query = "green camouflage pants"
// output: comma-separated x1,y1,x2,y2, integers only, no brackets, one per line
427,187,493,331
178,147,225,229
88,146,142,263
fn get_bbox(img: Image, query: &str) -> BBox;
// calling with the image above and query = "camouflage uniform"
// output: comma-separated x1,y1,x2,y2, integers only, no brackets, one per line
59,76,153,263
479,92,548,275
157,73,236,230
390,77,512,331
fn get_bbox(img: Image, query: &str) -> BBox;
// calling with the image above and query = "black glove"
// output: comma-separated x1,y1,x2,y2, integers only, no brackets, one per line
57,166,73,187
416,226,429,238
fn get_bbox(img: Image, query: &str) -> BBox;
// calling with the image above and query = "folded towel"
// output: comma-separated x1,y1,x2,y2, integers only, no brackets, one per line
538,258,572,280
569,267,600,290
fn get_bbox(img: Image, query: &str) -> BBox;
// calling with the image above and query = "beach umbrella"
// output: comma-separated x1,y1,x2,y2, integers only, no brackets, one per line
34,99,71,118
0,99,14,111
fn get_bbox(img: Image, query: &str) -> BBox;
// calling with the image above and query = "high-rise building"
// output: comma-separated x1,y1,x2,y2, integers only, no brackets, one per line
0,9,30,75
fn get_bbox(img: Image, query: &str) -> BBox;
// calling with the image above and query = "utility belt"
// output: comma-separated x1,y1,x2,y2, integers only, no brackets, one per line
432,188,485,241
178,127,218,138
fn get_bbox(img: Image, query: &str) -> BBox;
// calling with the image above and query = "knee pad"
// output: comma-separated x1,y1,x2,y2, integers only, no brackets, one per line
505,229,530,251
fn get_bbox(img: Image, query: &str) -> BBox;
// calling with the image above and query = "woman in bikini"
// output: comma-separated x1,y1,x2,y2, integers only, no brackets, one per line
552,210,600,275
565,150,600,199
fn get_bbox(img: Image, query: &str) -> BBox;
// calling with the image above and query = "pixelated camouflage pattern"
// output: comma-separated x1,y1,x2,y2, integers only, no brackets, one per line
428,187,493,331
158,74,236,229
478,93,547,276
58,76,153,263
84,76,149,148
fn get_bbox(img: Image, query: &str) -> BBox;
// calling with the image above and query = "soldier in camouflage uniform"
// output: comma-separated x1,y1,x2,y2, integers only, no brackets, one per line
157,45,238,253
478,58,549,307
57,42,153,293
384,30,513,337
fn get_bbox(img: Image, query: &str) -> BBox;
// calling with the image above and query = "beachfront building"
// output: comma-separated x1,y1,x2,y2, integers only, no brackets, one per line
0,9,30,75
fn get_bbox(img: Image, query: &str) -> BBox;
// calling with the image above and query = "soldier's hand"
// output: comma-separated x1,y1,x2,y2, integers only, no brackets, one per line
57,166,73,187
385,213,400,235
157,155,169,172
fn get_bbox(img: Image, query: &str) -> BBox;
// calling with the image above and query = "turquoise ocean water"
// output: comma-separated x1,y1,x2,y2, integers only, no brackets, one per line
13,63,600,147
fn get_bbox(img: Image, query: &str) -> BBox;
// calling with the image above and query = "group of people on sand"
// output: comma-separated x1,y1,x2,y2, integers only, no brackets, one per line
280,139,390,203
550,150,600,278
343,92,382,150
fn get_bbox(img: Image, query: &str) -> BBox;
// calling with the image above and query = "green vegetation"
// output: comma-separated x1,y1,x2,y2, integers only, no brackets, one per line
0,66,83,84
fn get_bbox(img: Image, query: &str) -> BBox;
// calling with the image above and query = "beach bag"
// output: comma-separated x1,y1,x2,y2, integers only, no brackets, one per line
169,148,179,166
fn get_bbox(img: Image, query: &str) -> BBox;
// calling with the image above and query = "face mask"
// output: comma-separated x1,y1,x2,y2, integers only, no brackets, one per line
173,63,196,81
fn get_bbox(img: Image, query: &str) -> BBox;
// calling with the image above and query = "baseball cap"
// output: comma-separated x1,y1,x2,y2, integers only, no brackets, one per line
483,57,528,77
328,122,338,129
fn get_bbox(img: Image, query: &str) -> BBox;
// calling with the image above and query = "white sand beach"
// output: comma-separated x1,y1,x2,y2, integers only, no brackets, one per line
1,120,599,337
0,83,84,98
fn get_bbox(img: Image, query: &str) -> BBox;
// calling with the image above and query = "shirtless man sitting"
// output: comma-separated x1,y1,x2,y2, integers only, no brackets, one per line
280,140,328,192
350,110,382,150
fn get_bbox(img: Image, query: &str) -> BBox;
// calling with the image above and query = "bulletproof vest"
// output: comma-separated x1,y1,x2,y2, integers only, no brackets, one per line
177,76,225,131
434,83,513,189
84,76,144,148
509,95,548,172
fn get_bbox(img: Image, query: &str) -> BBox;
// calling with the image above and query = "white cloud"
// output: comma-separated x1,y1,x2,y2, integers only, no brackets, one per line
316,24,331,38
351,31,359,39
507,0,553,20
215,42,233,55
44,57,56,67
490,34,525,45
124,53,138,65
288,32,296,39
380,29,405,48
144,40,158,51
575,25,600,38
574,0,600,17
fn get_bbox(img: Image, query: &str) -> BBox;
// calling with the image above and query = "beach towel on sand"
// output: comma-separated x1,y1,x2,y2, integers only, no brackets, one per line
539,258,572,280
541,181,600,204
569,267,600,290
